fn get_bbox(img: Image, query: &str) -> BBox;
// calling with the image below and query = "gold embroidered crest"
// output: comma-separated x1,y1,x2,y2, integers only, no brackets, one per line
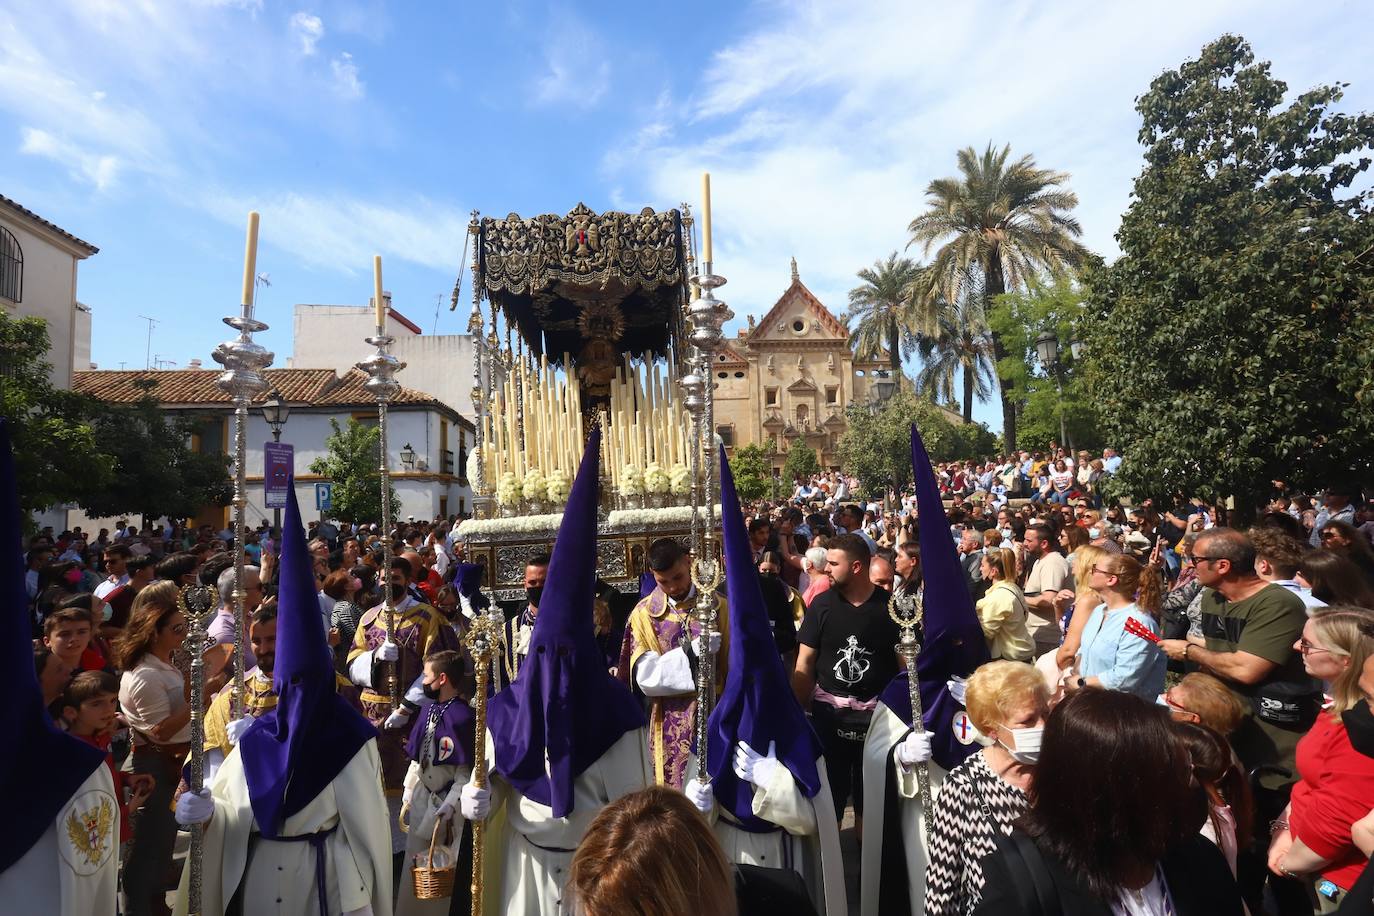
61,792,116,875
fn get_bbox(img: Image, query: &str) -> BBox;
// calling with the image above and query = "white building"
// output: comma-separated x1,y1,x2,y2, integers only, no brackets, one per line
289,300,488,420
0,194,98,387
70,367,475,532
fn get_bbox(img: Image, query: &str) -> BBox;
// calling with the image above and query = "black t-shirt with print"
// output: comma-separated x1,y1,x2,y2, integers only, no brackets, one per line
798,585,900,701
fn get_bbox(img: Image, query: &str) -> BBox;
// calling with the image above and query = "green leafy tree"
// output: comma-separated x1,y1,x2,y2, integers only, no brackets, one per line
1083,35,1374,514
836,388,959,494
949,421,1000,462
728,442,773,502
0,313,112,517
844,252,925,378
908,144,1091,450
916,270,997,422
988,277,1101,453
309,418,400,523
781,438,822,484
80,399,232,521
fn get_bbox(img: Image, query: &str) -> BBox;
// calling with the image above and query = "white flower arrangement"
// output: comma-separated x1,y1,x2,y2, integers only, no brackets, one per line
466,450,481,486
545,469,571,504
620,464,644,497
496,472,521,507
643,461,670,495
457,512,563,539
607,504,723,529
522,468,546,502
669,462,691,496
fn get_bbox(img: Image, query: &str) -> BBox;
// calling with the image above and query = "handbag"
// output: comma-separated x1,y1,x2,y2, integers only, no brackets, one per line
991,831,1063,916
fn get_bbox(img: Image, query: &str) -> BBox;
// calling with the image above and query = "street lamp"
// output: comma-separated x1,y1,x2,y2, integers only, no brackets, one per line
260,390,291,536
1069,337,1086,361
1033,331,1071,454
872,370,897,404
400,442,417,471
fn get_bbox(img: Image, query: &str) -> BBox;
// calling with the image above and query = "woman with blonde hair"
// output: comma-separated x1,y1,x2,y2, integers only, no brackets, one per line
924,661,1051,915
976,547,1033,661
1269,607,1374,901
1063,552,1166,700
1053,544,1107,669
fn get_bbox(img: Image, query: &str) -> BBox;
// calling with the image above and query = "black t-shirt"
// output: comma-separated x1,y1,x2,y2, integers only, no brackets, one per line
797,585,899,701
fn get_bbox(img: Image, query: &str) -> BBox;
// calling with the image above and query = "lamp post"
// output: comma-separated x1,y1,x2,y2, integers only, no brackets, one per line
260,389,291,537
1034,330,1072,455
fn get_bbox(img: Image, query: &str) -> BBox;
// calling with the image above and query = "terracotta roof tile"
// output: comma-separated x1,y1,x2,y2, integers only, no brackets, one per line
0,194,98,254
72,367,443,410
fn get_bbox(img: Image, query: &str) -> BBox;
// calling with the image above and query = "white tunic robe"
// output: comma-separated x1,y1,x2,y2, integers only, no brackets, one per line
173,740,392,916
478,727,651,916
859,700,948,916
0,765,119,916
397,753,471,916
687,754,847,916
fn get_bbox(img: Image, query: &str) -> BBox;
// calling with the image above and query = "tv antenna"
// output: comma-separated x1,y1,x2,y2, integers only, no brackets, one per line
137,315,159,369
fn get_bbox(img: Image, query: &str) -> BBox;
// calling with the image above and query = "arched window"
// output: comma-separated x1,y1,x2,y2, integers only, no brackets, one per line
795,403,808,423
0,227,22,303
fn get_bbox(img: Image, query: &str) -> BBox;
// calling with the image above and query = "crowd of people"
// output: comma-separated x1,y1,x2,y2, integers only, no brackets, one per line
16,427,1374,916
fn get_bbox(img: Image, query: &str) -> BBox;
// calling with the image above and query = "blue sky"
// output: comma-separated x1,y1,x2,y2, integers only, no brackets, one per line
3,0,1371,431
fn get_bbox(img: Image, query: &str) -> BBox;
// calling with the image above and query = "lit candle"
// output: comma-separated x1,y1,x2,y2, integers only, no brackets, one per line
702,172,715,267
373,255,385,329
241,211,260,309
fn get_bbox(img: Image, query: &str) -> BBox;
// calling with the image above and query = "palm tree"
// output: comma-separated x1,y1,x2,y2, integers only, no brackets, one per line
844,252,925,380
908,143,1089,449
915,271,996,423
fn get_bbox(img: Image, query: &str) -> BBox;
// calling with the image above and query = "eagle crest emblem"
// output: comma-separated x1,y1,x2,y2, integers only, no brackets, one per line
62,792,116,875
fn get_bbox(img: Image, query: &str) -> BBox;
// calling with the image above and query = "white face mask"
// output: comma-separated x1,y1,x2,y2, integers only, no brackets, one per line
997,724,1044,765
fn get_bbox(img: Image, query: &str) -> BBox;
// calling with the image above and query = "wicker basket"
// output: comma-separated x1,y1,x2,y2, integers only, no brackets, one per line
412,820,456,900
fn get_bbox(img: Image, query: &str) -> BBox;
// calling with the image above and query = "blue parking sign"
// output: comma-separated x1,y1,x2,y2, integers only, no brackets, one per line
315,482,333,511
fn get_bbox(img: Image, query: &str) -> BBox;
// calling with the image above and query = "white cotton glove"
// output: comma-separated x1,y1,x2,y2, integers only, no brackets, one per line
733,740,779,788
224,717,253,746
684,778,714,815
946,676,968,706
695,630,722,657
435,800,456,821
376,641,400,662
401,784,414,808
384,708,411,730
896,730,934,768
175,788,214,826
461,783,491,822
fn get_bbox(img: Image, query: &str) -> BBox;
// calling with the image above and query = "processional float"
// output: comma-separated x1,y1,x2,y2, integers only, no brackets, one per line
453,177,732,910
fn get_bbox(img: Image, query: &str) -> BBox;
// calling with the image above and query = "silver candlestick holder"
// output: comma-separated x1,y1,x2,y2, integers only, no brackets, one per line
211,302,273,719
178,583,218,916
357,325,406,710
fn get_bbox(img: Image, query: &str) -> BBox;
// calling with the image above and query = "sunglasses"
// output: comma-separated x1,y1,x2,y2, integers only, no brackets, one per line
1192,555,1223,565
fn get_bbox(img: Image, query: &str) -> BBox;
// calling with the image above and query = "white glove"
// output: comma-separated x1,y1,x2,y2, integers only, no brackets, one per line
732,740,778,788
946,676,968,706
376,641,400,662
384,709,411,730
694,630,722,657
684,778,714,815
435,800,455,821
461,782,490,822
224,717,253,746
175,788,214,826
896,730,933,768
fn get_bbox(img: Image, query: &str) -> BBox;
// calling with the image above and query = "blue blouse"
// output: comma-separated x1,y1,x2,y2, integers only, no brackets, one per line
1077,602,1166,700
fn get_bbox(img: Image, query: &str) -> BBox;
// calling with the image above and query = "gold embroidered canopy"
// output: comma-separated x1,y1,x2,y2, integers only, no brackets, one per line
475,203,688,365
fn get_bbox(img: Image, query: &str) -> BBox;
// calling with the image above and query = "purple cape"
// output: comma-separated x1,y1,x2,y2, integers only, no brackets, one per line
707,445,823,829
878,425,990,770
240,479,376,837
486,428,645,816
455,562,488,612
405,697,475,768
0,420,105,872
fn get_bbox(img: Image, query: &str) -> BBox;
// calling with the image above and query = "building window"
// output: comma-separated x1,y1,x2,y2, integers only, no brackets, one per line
825,385,838,405
795,404,808,423
717,371,728,379
717,425,735,447
0,227,22,303
765,387,779,407
791,318,806,333
733,371,744,379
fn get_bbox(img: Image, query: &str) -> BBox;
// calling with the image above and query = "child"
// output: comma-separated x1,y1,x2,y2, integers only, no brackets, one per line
59,671,154,842
398,649,475,916
42,605,104,673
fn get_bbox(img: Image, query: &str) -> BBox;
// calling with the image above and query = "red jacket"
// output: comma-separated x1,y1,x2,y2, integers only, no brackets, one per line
1290,708,1374,890
72,732,135,842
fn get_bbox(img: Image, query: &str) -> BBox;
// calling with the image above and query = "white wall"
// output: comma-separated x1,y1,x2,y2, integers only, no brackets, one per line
0,209,90,388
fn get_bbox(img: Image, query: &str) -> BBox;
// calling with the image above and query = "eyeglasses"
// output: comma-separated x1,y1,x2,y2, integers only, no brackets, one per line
1090,566,1115,576
1298,638,1340,657
1192,555,1223,565
1162,689,1200,720
1319,531,1339,541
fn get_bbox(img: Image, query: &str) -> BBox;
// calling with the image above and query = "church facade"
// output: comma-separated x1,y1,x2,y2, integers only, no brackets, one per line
711,262,893,473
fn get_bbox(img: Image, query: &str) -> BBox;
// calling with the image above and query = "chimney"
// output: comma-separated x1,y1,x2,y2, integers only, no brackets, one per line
187,358,203,370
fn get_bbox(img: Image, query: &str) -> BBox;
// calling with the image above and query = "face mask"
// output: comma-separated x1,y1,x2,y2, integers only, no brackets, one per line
64,568,82,585
1000,527,1013,541
389,583,407,601
422,681,441,701
526,586,543,609
101,601,113,622
997,724,1044,765
1088,527,1101,539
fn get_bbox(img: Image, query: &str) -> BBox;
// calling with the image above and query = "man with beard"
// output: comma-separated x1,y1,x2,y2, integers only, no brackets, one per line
504,554,550,680
201,605,279,784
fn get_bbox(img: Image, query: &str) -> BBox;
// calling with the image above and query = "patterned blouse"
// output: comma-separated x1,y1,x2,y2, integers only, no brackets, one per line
924,749,1029,916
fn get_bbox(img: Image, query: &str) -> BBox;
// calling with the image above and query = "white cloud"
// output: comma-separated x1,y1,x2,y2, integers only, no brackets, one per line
330,51,363,99
201,189,468,274
19,126,121,190
289,11,324,56
531,13,609,108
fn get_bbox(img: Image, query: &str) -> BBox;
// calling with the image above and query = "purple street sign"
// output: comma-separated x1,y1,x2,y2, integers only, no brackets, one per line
264,441,294,508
